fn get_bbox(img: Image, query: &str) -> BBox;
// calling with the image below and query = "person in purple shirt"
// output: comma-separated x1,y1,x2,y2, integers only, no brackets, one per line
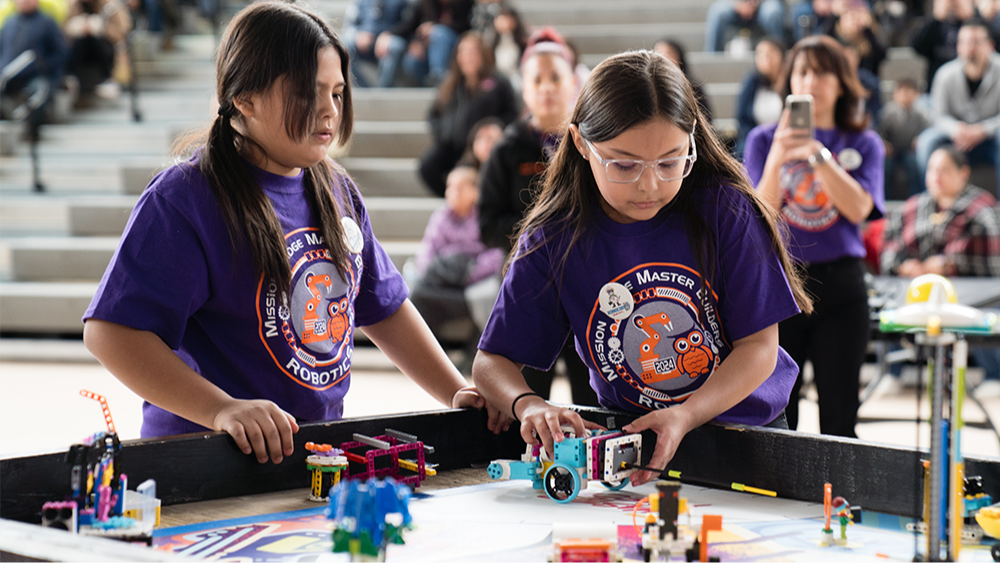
82,2,498,466
474,51,813,486
744,35,886,438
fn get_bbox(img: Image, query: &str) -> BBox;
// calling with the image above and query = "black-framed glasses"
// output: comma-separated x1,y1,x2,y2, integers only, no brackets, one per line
583,132,697,183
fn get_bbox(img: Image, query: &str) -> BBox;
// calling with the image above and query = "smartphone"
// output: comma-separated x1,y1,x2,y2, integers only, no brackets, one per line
785,94,814,138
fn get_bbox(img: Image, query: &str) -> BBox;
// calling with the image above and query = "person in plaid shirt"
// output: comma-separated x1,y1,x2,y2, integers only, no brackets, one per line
881,146,1000,277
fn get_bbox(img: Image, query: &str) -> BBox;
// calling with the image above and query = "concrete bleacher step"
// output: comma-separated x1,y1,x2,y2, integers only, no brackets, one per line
353,89,436,122
513,0,709,26
57,194,438,239
558,22,706,54
342,158,428,198
346,121,431,158
0,282,96,334
5,237,423,282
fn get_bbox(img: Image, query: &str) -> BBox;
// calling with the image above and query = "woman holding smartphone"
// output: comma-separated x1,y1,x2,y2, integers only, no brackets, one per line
743,35,885,438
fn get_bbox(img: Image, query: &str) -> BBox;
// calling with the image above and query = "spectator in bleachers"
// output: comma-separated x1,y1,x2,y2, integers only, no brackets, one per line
0,0,67,141
341,0,409,88
477,4,526,92
654,38,713,121
824,0,886,76
64,0,130,103
703,0,786,54
462,115,504,167
791,0,836,42
875,0,926,48
478,28,597,406
915,19,1000,194
0,0,67,27
409,161,505,363
980,0,1000,28
381,0,474,87
911,0,978,88
736,36,785,154
881,146,1000,276
744,34,886,438
419,31,517,197
840,41,882,126
878,78,931,198
880,146,1000,386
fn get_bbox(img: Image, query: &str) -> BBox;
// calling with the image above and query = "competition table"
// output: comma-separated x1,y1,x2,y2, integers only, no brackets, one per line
4,408,1000,560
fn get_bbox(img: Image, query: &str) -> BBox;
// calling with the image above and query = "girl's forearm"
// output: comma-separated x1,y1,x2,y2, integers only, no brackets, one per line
471,350,531,418
756,161,785,215
360,299,469,407
83,319,235,429
813,161,874,224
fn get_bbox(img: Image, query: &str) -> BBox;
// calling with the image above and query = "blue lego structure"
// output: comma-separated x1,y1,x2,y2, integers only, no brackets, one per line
487,428,642,503
325,477,413,560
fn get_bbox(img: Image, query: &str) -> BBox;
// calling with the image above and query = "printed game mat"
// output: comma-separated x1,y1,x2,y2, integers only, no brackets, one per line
152,479,1000,561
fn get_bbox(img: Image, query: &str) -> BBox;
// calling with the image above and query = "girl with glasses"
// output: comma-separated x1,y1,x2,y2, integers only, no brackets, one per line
472,50,813,485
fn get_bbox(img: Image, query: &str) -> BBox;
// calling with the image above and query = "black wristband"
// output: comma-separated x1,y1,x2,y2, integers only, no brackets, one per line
510,392,543,423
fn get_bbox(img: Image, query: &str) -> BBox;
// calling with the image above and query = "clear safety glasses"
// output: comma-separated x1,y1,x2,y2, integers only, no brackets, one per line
584,132,697,183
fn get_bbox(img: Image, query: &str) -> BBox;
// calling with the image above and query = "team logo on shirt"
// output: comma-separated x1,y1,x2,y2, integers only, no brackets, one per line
780,160,839,231
586,263,725,411
256,227,363,391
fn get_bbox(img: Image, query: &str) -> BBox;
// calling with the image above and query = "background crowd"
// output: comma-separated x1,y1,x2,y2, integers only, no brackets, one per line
2,0,999,436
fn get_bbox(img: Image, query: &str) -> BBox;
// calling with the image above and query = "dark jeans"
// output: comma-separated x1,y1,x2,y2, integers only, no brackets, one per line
781,257,870,438
418,142,463,197
524,338,600,407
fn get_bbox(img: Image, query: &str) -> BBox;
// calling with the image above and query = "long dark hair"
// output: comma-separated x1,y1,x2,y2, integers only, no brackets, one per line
513,50,813,314
435,32,495,111
192,1,356,298
777,34,869,132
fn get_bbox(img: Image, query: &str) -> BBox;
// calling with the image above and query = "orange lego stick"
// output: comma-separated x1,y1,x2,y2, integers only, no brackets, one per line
824,483,833,532
80,390,116,433
700,514,722,562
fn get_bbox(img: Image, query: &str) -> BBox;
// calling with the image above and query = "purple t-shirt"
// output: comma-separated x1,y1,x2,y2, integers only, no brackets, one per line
478,184,801,426
84,157,408,437
743,125,886,264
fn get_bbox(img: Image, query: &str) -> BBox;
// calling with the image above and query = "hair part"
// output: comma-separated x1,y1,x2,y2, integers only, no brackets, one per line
185,1,356,298
777,35,869,132
512,50,813,316
933,145,971,170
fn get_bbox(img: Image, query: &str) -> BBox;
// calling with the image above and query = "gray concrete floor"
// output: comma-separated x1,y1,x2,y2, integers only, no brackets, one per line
1,341,998,459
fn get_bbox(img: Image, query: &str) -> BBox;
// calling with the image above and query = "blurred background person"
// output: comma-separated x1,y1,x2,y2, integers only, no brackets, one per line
0,0,67,143
824,0,886,76
380,0,474,87
736,36,786,155
915,19,1000,195
744,35,886,437
418,31,517,196
878,78,931,199
63,0,130,105
703,0,786,53
341,0,409,88
477,27,596,405
911,0,979,89
654,37,713,121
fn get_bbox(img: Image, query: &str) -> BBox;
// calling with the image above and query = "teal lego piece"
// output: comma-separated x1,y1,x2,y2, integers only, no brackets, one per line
553,436,586,469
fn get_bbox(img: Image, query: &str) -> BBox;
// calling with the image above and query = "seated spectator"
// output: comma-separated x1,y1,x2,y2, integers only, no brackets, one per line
418,31,517,196
882,146,1000,276
654,38,713,121
486,6,526,92
824,0,886,76
841,42,882,126
380,0,474,87
0,0,67,27
915,19,1000,194
736,36,785,154
911,0,978,88
980,0,1000,29
791,0,837,41
878,78,931,198
880,146,1000,385
64,0,130,103
462,115,504,168
409,162,505,362
875,0,926,48
341,0,409,88
703,0,786,53
0,0,67,142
